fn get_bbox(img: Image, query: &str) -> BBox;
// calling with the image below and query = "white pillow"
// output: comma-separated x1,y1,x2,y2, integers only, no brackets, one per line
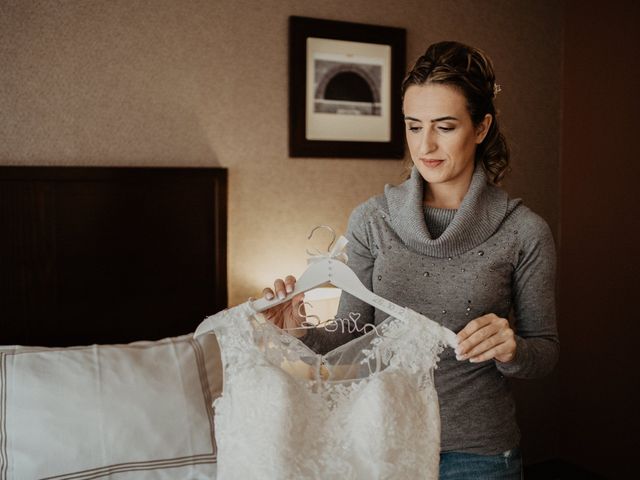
0,333,221,479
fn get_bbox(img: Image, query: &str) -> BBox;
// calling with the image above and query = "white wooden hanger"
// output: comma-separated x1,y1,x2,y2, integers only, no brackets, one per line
249,226,457,349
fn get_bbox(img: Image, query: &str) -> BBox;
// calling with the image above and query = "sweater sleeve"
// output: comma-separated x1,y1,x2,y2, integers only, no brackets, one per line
496,211,560,378
300,203,376,355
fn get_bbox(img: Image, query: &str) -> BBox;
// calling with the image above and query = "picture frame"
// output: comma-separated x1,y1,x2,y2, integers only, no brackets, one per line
289,16,406,159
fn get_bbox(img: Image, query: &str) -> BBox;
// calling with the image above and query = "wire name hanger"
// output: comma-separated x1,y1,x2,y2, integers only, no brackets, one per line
250,225,457,349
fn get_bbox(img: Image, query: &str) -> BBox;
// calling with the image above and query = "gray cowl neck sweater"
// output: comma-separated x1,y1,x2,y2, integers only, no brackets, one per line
301,163,559,455
385,164,517,257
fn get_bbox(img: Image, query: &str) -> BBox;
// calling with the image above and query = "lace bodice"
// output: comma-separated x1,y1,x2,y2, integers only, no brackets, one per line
197,301,449,479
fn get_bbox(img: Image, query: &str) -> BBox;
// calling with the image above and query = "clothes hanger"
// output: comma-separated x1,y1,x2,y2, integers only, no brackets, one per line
249,225,458,349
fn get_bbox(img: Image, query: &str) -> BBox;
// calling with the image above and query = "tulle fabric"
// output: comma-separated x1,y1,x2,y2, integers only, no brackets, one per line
207,302,447,479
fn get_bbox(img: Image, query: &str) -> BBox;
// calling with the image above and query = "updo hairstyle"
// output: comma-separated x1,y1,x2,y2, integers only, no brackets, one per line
401,41,510,184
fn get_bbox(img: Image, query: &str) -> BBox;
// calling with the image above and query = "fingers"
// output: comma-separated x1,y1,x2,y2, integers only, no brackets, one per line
284,275,297,294
261,287,275,300
274,278,287,299
456,314,496,341
460,331,515,363
456,314,516,363
257,276,300,331
263,275,297,301
470,339,516,363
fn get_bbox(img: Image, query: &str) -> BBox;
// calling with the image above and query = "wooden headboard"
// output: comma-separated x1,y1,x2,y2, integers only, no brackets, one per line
0,166,228,346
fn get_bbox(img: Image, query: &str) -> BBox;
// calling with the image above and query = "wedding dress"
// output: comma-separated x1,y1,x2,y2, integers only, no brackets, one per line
195,299,451,479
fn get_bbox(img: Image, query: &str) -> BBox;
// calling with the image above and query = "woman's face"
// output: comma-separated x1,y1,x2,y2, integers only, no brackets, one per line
403,83,491,193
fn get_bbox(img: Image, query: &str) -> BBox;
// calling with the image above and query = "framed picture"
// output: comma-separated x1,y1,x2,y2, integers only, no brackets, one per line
289,16,406,159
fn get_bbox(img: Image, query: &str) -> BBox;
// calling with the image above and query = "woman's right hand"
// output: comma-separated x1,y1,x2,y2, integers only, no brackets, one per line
258,275,309,338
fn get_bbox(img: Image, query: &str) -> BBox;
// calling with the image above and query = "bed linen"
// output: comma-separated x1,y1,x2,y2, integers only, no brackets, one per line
0,333,221,479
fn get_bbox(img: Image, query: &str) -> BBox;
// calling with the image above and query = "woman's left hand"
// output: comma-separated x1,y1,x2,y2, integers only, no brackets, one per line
455,314,516,363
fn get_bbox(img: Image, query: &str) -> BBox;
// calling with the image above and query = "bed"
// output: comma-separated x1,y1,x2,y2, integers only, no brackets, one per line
0,166,228,479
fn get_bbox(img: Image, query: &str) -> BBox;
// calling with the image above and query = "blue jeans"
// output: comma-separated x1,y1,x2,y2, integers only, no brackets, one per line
439,448,523,479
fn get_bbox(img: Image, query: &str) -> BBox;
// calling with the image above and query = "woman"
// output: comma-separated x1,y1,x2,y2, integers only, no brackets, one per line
262,41,558,479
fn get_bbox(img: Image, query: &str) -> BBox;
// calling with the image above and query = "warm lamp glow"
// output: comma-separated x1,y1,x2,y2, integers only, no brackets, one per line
302,287,342,302
302,288,342,325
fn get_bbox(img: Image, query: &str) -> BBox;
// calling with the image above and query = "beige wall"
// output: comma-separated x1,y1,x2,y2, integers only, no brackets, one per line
0,0,562,306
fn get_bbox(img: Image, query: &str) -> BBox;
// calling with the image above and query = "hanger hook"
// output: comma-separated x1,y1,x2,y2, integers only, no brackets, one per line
307,225,336,252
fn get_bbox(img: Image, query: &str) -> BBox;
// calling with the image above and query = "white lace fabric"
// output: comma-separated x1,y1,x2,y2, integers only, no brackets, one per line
205,301,448,479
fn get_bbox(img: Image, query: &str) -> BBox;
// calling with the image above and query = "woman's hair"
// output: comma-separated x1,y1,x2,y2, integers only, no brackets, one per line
401,41,510,184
